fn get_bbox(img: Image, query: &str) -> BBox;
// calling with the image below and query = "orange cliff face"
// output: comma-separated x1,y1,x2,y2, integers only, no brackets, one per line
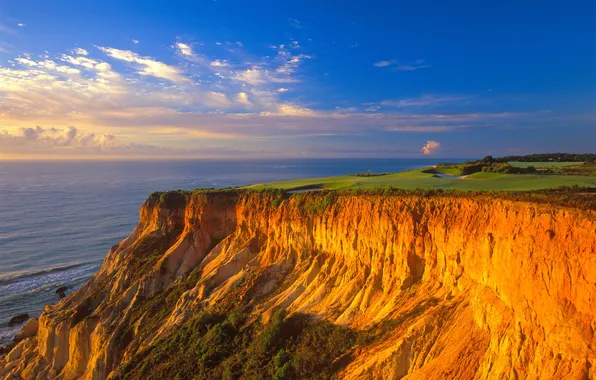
1,191,595,379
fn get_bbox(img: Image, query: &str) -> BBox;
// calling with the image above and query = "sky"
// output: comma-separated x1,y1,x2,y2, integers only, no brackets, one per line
0,0,594,159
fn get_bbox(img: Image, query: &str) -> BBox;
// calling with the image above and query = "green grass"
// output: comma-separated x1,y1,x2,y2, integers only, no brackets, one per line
246,169,596,192
435,167,463,176
508,161,583,168
118,308,362,380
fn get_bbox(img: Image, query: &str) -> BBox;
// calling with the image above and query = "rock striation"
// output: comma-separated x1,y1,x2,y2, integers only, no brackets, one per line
2,190,595,379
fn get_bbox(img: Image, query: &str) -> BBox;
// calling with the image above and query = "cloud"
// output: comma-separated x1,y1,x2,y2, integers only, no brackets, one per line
98,46,189,83
260,104,315,116
421,140,441,155
0,125,210,158
0,41,561,159
210,59,229,67
236,92,252,106
396,60,432,71
233,67,299,86
374,59,431,71
386,125,466,132
231,45,310,87
73,48,88,56
233,67,267,85
17,23,25,27
2,125,117,149
133,39,139,44
275,53,312,76
289,18,304,29
206,91,233,108
1,40,318,126
15,57,81,74
381,95,470,108
374,60,395,67
60,54,120,83
175,42,194,56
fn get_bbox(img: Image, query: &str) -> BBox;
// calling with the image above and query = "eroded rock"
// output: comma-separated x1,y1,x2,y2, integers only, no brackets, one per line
7,314,29,327
14,318,38,342
1,191,595,379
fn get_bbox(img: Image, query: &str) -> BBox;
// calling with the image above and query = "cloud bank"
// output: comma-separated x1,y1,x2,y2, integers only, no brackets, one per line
0,38,566,159
421,140,441,155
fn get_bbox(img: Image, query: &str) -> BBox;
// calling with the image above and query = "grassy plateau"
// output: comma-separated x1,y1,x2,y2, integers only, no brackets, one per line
245,161,596,192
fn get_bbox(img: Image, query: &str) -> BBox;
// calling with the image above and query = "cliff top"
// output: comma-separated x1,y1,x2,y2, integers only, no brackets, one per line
243,166,596,192
149,186,596,212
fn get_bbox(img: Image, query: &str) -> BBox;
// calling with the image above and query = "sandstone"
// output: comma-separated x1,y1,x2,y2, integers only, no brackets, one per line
1,191,595,379
14,319,39,342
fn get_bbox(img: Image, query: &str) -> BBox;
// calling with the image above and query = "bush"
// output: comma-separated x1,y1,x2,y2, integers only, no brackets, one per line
117,308,364,380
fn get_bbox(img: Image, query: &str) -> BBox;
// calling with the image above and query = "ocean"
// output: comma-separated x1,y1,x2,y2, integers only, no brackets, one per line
0,158,464,344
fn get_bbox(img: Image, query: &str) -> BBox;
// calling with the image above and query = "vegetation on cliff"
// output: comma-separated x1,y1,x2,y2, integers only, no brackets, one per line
116,308,362,380
242,153,596,192
2,190,595,379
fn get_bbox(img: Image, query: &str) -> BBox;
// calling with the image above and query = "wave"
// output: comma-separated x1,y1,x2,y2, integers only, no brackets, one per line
0,262,99,285
0,271,94,305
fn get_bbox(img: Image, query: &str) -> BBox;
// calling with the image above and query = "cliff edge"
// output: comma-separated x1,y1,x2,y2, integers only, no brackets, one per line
2,190,595,379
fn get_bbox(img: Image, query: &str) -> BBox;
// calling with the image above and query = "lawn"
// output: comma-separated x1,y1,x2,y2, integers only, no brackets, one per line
246,169,596,191
435,167,463,176
508,161,583,168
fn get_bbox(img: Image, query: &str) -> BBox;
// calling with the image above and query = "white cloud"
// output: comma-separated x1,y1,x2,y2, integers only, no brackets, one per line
175,42,193,56
233,67,267,85
374,60,394,67
276,53,312,75
98,46,189,83
206,91,233,108
381,95,470,108
386,126,461,132
0,125,205,158
231,45,310,87
17,23,25,27
374,59,431,71
2,42,316,125
15,57,37,66
0,41,547,159
15,57,81,75
396,59,432,71
210,59,229,67
289,18,304,29
421,140,441,155
133,39,140,44
74,48,88,56
236,92,252,106
261,104,315,116
5,125,117,149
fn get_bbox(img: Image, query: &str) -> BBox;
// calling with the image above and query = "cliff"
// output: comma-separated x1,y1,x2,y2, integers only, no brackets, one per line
2,190,595,379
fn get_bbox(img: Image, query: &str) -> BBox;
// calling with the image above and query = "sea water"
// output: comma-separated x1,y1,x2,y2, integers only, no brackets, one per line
0,158,465,343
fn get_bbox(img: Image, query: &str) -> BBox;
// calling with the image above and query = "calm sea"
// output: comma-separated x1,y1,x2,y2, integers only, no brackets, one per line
0,158,465,344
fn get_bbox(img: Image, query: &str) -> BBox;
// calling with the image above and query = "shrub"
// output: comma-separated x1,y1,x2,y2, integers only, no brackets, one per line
117,308,364,380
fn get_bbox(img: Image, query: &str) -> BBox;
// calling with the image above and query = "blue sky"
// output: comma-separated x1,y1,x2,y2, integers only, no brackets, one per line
0,0,594,159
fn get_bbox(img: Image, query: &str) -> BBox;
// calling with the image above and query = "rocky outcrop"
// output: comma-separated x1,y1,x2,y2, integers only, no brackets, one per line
7,314,29,327
2,190,595,379
14,319,39,343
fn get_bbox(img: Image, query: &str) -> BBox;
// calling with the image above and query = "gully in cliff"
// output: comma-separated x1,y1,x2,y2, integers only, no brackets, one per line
2,188,595,379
